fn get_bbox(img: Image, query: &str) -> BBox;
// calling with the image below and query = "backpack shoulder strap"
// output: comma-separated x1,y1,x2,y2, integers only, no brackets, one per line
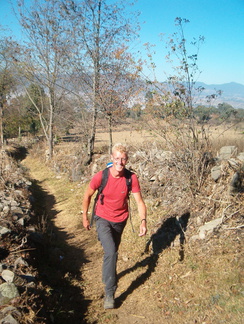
124,168,133,195
124,169,134,232
91,168,110,226
98,167,110,195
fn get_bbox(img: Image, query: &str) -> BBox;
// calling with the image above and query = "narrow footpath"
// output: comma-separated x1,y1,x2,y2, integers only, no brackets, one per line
22,154,164,324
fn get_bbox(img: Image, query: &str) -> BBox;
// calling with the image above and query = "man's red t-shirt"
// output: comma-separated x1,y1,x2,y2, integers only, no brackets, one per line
90,169,141,223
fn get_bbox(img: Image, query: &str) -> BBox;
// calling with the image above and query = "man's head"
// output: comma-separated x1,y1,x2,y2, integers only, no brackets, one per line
111,143,128,173
111,143,128,157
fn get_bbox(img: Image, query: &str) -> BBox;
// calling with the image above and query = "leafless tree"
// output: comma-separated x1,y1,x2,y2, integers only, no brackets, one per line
15,0,75,159
60,0,141,163
0,37,16,146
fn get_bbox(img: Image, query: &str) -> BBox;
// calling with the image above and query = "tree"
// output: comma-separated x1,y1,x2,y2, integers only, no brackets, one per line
22,83,45,134
165,17,205,144
0,37,16,145
97,48,142,153
142,18,215,196
129,104,143,120
3,96,32,138
194,105,216,123
60,0,141,163
217,102,236,120
99,88,126,153
15,0,74,159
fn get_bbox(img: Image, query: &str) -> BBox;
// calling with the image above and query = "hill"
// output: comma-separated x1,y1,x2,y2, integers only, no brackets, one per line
129,81,244,110
195,82,244,108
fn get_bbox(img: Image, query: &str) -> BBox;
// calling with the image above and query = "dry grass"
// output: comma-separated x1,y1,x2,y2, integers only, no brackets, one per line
96,122,244,154
52,121,244,163
206,124,244,153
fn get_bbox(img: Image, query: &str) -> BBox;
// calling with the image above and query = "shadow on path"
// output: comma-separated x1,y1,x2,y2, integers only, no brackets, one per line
24,168,90,323
116,212,190,308
6,145,28,161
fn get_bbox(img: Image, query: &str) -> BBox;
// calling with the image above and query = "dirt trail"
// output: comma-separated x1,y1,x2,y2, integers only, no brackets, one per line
22,155,165,324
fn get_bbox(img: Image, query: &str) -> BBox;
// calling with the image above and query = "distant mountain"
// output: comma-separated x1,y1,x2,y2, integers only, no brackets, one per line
195,82,244,108
129,81,244,110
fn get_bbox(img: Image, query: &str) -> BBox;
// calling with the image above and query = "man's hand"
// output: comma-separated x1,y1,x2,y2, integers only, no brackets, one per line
83,217,91,230
139,220,147,237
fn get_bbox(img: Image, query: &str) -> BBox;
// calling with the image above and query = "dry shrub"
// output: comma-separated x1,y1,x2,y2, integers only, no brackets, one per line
0,147,25,190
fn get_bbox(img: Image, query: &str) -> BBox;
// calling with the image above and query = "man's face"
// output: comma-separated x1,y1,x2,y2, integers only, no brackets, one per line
111,150,128,173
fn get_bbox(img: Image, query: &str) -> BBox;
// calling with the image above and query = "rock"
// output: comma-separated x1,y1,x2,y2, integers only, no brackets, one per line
198,217,222,240
10,207,23,215
17,218,24,226
211,165,221,181
10,200,18,207
0,313,19,324
4,164,12,172
237,152,244,161
14,190,24,197
0,305,20,316
228,158,241,169
0,283,19,306
218,146,237,160
229,172,242,195
14,257,29,270
0,227,11,237
2,206,10,214
122,255,129,262
26,180,32,186
1,270,15,283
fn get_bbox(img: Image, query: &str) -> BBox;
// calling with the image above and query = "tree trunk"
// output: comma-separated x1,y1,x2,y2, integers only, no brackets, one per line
87,120,95,164
0,103,3,147
86,70,99,165
18,126,21,141
47,90,54,160
86,0,102,165
108,113,113,155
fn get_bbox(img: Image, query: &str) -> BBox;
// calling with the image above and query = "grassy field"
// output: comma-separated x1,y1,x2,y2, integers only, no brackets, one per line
95,121,244,153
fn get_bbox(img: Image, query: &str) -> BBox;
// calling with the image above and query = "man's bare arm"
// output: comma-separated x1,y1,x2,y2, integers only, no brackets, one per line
132,192,147,237
82,186,95,230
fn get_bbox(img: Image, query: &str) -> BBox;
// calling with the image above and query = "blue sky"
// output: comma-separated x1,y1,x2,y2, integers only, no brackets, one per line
133,0,244,85
1,0,244,85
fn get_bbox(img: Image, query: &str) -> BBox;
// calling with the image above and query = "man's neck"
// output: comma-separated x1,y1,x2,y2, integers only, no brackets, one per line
110,166,124,178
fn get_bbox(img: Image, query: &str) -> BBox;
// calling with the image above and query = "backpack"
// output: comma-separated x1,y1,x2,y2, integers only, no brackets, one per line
91,167,132,226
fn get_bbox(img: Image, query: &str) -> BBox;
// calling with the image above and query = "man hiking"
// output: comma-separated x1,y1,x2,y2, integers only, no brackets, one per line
82,143,147,309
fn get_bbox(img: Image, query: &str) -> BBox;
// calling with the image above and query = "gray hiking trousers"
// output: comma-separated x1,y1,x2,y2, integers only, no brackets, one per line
95,215,127,297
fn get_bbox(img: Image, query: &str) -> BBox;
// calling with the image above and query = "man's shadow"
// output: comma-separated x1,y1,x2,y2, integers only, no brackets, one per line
116,212,190,307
